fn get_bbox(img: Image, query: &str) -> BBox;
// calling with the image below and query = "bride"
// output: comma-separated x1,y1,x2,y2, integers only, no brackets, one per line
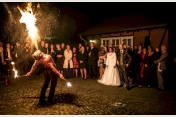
97,47,121,86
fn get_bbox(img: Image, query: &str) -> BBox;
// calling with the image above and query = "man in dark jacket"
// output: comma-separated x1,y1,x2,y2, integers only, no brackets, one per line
88,42,98,79
117,44,132,90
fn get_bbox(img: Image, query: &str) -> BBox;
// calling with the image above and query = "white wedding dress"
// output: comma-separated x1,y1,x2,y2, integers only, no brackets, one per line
98,52,121,86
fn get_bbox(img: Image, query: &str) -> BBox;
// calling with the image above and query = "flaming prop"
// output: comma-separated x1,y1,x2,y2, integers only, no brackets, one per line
18,2,40,49
11,62,18,78
63,79,72,87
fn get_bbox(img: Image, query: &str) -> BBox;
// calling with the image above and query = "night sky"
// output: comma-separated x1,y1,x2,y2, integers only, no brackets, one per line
0,2,175,44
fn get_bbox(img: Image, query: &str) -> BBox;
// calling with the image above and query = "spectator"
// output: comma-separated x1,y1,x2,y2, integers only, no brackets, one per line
154,45,168,91
77,46,88,79
55,44,64,75
72,47,79,78
63,44,73,78
87,42,98,79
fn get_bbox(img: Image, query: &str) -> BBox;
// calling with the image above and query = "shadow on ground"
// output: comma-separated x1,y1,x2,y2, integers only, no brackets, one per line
54,93,82,107
21,93,82,108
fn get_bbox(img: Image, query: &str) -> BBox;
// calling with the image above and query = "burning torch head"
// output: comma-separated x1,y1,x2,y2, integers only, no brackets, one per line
32,50,43,60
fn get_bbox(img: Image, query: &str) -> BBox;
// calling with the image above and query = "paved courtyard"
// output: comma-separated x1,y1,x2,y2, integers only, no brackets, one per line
0,74,176,115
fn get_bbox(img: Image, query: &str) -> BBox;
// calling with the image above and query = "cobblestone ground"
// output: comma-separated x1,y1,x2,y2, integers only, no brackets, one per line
0,74,176,115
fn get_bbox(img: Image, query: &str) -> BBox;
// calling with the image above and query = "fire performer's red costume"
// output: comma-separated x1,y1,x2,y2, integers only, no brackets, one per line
26,50,64,105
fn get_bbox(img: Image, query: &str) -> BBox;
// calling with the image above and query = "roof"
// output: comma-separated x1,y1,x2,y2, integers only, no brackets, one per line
79,14,168,36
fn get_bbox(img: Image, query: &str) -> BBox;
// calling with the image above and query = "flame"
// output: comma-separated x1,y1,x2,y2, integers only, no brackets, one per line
67,82,72,87
14,70,18,78
18,2,39,49
11,62,18,78
11,62,15,65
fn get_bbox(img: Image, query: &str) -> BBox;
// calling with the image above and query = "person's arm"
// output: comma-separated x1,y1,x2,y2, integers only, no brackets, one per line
126,51,132,67
69,51,73,60
106,53,109,68
46,56,64,79
113,53,117,67
116,52,119,66
99,52,107,59
26,60,40,76
156,53,168,63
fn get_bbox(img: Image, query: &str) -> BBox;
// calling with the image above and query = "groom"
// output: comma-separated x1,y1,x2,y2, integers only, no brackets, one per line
116,44,132,90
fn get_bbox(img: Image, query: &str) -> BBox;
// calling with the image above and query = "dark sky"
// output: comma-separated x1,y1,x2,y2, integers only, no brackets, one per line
0,2,175,44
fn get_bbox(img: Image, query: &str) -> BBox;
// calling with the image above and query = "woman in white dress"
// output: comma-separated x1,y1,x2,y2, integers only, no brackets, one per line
97,47,121,86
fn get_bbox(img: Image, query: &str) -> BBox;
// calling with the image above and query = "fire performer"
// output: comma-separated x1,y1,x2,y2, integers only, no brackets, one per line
26,50,65,105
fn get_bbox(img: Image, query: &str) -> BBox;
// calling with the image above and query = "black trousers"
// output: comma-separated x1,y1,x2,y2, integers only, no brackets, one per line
88,65,97,78
118,65,129,87
39,68,58,103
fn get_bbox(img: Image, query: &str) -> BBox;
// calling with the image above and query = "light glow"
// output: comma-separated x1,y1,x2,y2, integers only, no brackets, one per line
67,82,72,87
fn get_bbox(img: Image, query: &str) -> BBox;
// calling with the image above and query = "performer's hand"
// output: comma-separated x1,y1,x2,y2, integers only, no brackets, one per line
126,64,129,67
59,74,64,79
26,72,32,76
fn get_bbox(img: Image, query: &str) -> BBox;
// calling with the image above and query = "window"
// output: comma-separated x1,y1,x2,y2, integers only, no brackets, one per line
101,38,110,47
121,36,133,49
101,36,133,49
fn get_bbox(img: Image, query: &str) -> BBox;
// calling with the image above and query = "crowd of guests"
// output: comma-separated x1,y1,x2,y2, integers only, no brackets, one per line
0,40,173,91
0,41,33,77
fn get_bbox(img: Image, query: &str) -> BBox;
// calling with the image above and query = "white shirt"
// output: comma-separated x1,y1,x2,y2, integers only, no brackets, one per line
120,49,123,54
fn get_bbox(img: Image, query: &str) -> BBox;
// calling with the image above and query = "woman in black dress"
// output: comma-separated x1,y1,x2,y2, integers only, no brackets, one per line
49,44,56,63
55,44,64,74
143,47,154,88
77,46,87,79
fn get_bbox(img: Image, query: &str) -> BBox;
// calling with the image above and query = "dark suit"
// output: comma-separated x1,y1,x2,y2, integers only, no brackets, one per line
88,47,98,78
3,48,13,76
43,47,50,54
117,49,132,90
156,51,168,89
